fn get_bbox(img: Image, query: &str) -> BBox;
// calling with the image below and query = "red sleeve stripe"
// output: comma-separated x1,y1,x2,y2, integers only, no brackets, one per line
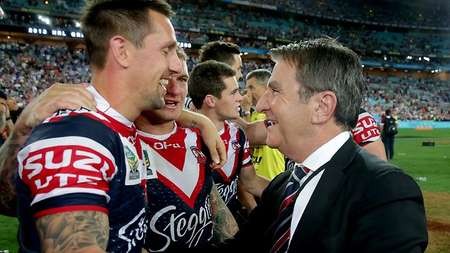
34,205,108,219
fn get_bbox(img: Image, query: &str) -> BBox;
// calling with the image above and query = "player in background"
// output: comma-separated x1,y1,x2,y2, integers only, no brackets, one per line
137,48,238,252
188,60,269,224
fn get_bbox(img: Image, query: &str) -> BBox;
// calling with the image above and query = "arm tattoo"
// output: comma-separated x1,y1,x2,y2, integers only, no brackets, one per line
210,183,239,243
36,211,109,252
0,111,6,131
0,131,26,216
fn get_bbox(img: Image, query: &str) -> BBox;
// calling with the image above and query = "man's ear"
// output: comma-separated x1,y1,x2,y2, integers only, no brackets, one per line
203,94,217,108
109,35,132,68
311,91,337,124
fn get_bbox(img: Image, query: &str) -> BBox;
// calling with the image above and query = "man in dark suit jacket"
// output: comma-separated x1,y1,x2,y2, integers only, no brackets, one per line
218,38,427,252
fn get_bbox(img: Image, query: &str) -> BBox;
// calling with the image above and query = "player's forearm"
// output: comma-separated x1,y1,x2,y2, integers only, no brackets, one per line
210,184,239,243
0,130,28,216
237,186,257,212
240,168,269,198
178,109,210,129
363,140,387,161
36,211,109,252
0,111,6,132
243,120,267,146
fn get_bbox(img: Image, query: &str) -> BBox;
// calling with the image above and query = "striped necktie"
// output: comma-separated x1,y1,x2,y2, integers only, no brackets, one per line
270,164,310,253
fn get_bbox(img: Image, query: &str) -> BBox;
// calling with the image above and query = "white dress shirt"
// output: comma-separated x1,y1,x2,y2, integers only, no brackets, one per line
288,131,351,245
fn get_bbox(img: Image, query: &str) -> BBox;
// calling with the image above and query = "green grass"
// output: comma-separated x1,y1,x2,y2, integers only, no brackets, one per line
0,215,18,252
390,129,450,193
0,128,449,252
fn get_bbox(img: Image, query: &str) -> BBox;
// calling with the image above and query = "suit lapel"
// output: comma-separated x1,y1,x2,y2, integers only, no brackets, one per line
288,139,359,251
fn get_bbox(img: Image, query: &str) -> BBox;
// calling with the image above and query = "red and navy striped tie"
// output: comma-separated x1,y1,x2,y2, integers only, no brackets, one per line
270,164,310,253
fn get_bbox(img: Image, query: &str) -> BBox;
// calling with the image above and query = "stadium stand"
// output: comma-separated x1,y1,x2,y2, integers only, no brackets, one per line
0,0,449,121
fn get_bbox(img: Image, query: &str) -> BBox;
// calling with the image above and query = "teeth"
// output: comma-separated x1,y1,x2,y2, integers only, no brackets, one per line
264,120,276,128
159,79,169,86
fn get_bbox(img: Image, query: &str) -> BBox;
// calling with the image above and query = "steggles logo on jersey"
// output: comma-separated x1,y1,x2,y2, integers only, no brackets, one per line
216,178,238,205
190,146,207,164
148,197,213,252
118,208,148,253
125,146,140,181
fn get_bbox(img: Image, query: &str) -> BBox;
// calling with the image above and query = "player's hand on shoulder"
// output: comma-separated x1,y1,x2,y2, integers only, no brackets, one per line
14,83,96,137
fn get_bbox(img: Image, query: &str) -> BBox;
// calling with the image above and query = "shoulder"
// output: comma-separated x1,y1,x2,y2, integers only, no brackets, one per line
349,151,422,208
28,109,118,144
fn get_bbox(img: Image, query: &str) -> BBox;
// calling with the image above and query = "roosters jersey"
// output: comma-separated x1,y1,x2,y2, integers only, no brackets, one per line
351,108,381,146
16,86,147,253
139,124,214,252
212,121,251,214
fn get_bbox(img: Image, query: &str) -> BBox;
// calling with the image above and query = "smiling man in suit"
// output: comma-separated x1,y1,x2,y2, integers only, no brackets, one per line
221,38,428,253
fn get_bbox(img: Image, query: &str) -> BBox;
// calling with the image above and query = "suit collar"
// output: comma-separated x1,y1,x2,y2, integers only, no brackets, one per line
288,139,359,251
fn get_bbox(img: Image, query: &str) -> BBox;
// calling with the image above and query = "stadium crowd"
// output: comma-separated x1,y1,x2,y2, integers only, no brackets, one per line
3,0,448,29
1,41,448,121
0,42,90,104
2,0,450,58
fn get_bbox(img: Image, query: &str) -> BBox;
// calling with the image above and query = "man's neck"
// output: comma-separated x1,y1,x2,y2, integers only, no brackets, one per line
285,124,344,163
91,72,140,122
198,108,224,131
135,116,175,135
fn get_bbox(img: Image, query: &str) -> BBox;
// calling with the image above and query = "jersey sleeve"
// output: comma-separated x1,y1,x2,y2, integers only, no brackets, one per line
351,110,381,146
17,115,119,218
239,129,252,168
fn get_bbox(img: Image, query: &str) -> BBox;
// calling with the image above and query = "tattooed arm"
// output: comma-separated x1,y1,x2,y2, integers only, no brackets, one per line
210,184,239,243
0,130,25,216
36,211,109,253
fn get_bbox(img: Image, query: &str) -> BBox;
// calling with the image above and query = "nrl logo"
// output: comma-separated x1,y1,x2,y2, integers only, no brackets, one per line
125,146,140,180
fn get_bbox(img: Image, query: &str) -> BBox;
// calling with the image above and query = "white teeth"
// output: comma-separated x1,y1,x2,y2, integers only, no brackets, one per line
159,79,169,86
264,120,277,128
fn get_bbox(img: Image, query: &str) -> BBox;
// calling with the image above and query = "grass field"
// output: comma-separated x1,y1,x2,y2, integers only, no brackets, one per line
0,128,449,252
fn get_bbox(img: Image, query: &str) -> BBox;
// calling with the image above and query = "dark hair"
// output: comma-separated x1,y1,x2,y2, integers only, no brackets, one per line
271,38,364,129
188,60,236,109
246,69,271,85
81,0,174,69
199,41,241,66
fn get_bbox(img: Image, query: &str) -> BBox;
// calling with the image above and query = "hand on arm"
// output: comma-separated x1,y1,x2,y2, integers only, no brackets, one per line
36,211,109,253
239,165,269,199
237,184,257,212
14,83,96,138
178,109,226,169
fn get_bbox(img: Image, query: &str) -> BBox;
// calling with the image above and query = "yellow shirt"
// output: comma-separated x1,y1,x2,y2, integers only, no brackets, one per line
250,112,285,180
